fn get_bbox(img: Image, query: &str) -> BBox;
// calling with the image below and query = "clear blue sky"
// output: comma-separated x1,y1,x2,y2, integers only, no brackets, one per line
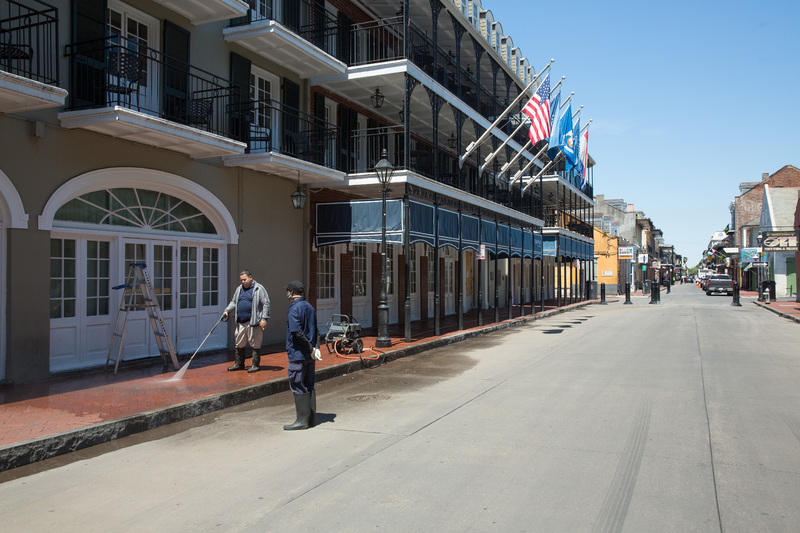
484,0,800,266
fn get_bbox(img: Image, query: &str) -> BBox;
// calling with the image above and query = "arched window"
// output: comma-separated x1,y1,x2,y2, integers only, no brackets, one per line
55,188,216,234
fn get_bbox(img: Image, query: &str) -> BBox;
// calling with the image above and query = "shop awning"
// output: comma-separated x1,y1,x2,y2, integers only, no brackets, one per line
315,199,544,258
544,234,594,259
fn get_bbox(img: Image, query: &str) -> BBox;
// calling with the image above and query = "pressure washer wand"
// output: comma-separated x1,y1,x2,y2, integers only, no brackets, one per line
170,314,227,381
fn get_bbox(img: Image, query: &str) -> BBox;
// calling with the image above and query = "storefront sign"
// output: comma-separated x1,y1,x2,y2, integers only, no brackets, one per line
478,244,486,260
762,231,799,252
638,253,648,264
618,246,634,259
740,247,761,263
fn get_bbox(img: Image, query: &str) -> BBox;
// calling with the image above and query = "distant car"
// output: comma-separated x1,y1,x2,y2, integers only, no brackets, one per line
685,276,694,283
705,274,733,296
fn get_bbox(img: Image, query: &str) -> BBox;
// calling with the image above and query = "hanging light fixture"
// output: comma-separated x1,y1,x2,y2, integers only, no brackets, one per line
290,172,306,209
370,87,384,109
447,132,457,149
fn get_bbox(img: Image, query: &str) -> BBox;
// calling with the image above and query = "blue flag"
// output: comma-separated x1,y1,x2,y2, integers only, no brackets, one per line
566,118,580,173
547,101,573,161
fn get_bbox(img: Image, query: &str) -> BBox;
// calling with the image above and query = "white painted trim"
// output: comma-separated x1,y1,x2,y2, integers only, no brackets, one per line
38,167,239,244
0,168,29,229
0,228,6,381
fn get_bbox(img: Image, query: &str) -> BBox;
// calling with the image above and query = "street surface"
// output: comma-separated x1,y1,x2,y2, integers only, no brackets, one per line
1,284,799,532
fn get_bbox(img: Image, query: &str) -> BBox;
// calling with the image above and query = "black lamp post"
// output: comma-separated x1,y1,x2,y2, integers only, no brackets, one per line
374,149,395,348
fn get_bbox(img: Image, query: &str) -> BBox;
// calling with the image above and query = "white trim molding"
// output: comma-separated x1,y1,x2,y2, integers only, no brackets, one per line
0,169,30,229
38,167,239,244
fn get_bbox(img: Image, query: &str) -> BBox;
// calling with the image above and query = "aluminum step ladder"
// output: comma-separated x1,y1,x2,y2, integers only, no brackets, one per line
106,263,179,374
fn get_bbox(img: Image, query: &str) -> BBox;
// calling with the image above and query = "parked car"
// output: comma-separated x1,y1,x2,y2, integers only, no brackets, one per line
705,274,733,296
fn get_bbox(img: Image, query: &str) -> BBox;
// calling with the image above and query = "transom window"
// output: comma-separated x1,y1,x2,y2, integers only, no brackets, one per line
55,188,216,234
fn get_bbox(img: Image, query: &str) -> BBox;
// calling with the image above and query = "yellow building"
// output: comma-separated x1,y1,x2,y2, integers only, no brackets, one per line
594,227,620,293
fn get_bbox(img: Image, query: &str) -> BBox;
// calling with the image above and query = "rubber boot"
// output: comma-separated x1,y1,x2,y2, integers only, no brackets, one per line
228,348,246,371
309,390,316,427
247,349,260,373
283,393,311,430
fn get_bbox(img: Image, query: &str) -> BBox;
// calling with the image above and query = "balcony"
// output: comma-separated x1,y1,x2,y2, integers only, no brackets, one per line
347,17,510,126
59,36,246,159
348,126,543,217
222,98,344,184
224,0,345,79
0,0,66,113
150,0,248,25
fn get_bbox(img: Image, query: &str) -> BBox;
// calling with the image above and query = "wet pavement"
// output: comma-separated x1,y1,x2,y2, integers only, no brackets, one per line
2,287,797,473
0,302,585,471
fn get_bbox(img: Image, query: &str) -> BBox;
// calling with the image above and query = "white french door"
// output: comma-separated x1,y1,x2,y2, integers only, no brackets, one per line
443,248,456,315
50,235,224,372
351,243,372,327
250,67,279,152
409,243,421,320
50,236,114,372
107,1,159,111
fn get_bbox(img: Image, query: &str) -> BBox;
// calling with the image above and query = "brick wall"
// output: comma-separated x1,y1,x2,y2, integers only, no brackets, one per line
735,165,800,245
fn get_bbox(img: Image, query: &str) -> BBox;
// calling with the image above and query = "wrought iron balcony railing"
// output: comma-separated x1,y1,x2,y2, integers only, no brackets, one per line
240,97,338,166
0,0,58,84
230,0,339,60
349,126,544,216
65,35,243,140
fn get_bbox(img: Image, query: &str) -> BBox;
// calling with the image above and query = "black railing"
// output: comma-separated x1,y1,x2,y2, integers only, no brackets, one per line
65,36,243,140
0,0,58,84
350,16,404,66
241,98,338,166
231,0,338,59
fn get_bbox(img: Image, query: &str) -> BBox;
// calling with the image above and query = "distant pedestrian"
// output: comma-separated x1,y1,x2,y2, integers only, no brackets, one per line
223,270,270,373
283,280,318,430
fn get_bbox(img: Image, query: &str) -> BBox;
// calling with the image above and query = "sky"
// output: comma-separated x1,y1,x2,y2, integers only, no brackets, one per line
484,0,800,266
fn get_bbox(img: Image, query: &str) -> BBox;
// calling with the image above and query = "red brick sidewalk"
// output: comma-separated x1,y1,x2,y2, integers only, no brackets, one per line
0,302,575,462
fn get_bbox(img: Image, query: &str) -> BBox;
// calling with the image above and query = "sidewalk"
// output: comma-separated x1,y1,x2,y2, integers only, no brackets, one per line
0,301,588,472
744,290,800,322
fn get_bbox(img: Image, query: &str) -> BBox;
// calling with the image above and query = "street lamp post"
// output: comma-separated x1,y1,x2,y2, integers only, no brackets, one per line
374,149,395,348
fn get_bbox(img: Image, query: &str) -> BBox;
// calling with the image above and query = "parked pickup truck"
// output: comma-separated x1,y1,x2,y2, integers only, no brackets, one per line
705,274,733,296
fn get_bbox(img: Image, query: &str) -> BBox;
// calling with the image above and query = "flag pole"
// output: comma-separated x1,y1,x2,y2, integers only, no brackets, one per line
501,89,573,182
479,77,566,175
498,140,533,179
478,119,531,175
506,143,547,184
509,149,546,187
521,158,558,193
459,59,554,168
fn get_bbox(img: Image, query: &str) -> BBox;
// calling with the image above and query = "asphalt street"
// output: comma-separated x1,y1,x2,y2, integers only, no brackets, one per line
1,284,798,532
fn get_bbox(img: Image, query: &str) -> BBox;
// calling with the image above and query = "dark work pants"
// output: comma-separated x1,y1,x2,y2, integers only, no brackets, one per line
288,359,316,394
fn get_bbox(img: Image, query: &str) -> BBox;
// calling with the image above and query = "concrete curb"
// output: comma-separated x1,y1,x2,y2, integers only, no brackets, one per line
0,302,592,471
752,301,800,323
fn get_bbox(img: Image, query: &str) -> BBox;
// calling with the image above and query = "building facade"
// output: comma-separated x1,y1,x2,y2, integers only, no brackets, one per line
1,0,594,383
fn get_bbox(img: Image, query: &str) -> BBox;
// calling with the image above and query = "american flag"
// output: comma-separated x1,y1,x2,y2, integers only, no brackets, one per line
522,74,551,145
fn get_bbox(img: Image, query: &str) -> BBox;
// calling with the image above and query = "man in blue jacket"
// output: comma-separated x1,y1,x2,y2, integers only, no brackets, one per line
283,280,318,430
223,270,270,372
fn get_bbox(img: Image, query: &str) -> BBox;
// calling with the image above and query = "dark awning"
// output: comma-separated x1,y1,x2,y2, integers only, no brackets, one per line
315,199,545,255
315,199,404,246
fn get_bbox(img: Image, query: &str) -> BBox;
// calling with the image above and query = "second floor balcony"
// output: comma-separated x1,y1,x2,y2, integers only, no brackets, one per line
59,35,246,159
222,98,344,185
224,0,345,79
0,0,66,113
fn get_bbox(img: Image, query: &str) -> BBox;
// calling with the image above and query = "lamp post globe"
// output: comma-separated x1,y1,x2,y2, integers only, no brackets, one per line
374,149,394,348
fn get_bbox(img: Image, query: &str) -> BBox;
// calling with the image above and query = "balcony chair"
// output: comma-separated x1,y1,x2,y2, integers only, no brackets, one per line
186,97,214,126
106,52,146,109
